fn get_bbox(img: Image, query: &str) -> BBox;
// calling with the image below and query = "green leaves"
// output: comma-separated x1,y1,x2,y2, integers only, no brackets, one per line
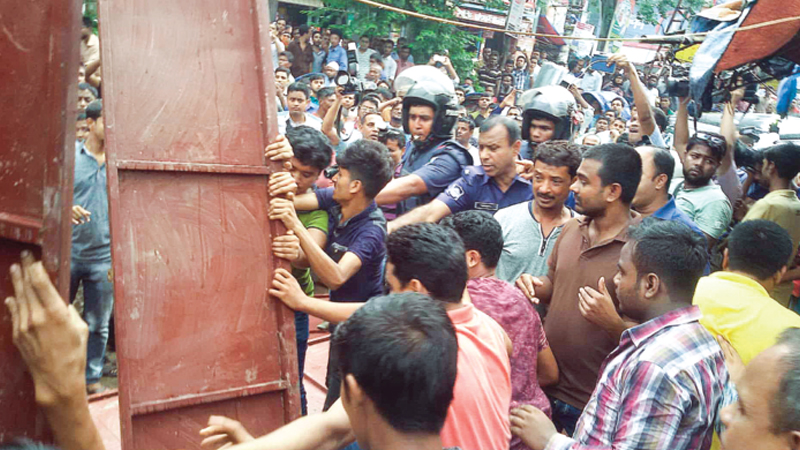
310,0,484,78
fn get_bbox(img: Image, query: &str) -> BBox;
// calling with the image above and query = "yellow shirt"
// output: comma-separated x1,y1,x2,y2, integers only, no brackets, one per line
694,271,800,364
743,189,800,307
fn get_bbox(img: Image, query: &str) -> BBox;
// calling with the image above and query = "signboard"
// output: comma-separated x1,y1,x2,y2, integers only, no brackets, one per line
455,7,507,27
607,0,636,52
572,22,596,56
506,0,526,31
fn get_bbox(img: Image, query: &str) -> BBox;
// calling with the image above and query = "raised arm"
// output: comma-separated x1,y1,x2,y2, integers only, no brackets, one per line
322,88,344,146
674,97,691,164
609,53,655,136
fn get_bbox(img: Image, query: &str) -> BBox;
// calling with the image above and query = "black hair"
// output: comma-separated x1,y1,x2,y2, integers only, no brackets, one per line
76,112,87,121
82,16,93,28
298,24,310,35
317,87,335,99
279,51,294,63
85,99,103,120
595,116,609,125
286,126,332,172
628,218,707,301
308,73,325,83
457,116,475,130
380,128,406,148
454,86,465,94
647,146,675,190
330,29,343,39
399,45,410,52
440,211,503,269
386,223,468,303
728,220,793,280
360,94,381,111
568,59,578,71
582,143,642,204
333,293,457,434
687,131,727,162
479,116,520,146
337,139,394,198
763,143,800,180
652,108,667,133
360,34,371,41
78,82,98,99
287,82,311,99
534,140,583,177
275,67,291,77
773,327,800,434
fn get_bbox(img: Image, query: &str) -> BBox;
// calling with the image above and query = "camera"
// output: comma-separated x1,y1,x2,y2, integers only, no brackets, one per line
335,70,363,96
323,165,339,179
666,63,691,98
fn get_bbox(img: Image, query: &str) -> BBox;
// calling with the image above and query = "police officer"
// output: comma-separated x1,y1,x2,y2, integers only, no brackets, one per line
518,85,577,160
374,79,473,213
387,116,532,232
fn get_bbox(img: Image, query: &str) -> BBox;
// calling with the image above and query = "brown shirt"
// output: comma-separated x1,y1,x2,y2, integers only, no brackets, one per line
543,213,640,409
286,38,314,78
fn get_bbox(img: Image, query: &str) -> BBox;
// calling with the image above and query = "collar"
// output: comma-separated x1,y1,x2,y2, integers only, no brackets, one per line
577,211,640,245
332,201,379,230
651,196,677,220
708,271,770,297
446,303,474,325
765,189,799,199
623,305,701,348
469,166,531,188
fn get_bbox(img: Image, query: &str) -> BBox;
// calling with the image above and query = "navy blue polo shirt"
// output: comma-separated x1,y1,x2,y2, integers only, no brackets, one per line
72,142,111,263
315,187,387,303
437,166,533,214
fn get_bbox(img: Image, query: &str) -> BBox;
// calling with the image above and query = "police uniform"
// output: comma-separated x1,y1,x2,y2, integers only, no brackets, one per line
400,138,474,212
437,165,533,214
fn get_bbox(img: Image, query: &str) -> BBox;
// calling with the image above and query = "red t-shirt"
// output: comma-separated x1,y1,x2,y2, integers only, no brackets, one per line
440,304,511,450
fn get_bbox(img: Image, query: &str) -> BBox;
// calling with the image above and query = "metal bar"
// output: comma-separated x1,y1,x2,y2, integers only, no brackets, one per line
131,380,291,416
115,160,274,175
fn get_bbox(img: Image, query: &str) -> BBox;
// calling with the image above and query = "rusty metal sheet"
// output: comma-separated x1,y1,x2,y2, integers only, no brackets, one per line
96,0,299,448
0,0,80,443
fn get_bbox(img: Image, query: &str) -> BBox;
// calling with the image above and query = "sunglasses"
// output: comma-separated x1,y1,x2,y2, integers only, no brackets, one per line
324,165,339,179
694,132,726,149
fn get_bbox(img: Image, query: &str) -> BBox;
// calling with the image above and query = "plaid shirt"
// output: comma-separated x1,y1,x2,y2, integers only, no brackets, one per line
547,306,728,450
512,68,530,91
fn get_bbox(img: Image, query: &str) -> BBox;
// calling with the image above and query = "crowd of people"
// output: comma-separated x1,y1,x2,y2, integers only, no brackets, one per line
10,10,800,450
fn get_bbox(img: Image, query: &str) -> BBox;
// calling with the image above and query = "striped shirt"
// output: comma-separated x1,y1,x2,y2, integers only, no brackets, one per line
547,306,728,450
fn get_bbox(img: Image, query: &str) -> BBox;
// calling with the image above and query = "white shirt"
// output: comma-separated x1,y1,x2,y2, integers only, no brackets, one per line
277,111,322,135
580,71,603,92
382,55,397,81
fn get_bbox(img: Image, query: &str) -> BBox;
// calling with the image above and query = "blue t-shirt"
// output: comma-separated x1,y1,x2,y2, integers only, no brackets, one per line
326,45,348,73
437,166,533,214
652,196,710,274
315,188,387,303
71,142,111,263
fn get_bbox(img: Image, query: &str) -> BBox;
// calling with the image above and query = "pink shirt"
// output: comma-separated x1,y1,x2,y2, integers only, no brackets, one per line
468,277,551,450
441,304,512,450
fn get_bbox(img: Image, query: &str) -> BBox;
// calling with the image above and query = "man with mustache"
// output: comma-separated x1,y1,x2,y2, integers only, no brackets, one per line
494,141,581,284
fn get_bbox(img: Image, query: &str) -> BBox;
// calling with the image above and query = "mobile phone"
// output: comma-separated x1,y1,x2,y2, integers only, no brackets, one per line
433,55,445,63
559,80,572,89
589,55,616,74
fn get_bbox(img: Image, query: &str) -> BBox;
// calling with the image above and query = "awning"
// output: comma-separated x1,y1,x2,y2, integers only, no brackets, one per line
278,0,323,8
536,15,566,46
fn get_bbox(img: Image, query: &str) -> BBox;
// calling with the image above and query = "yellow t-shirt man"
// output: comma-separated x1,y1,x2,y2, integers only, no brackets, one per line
743,189,800,307
694,271,800,365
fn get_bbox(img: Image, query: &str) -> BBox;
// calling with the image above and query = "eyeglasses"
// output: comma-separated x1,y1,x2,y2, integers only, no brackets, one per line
324,165,339,179
694,132,727,150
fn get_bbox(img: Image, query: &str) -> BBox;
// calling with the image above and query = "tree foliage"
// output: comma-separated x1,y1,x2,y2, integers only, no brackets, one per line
635,0,709,27
307,0,505,77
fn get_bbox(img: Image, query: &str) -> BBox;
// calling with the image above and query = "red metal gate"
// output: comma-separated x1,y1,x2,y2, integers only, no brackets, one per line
96,0,299,448
0,0,80,442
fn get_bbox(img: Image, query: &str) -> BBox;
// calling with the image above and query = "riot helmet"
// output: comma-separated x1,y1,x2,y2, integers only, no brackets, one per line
520,86,577,143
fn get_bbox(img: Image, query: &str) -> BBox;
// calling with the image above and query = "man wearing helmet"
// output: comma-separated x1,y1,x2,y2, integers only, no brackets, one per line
375,79,474,213
518,86,581,161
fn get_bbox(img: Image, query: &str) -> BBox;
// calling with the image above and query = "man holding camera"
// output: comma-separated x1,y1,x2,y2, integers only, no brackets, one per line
375,80,474,213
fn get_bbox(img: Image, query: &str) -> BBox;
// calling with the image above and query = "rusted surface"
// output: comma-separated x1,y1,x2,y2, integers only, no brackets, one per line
0,0,80,443
97,0,298,448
